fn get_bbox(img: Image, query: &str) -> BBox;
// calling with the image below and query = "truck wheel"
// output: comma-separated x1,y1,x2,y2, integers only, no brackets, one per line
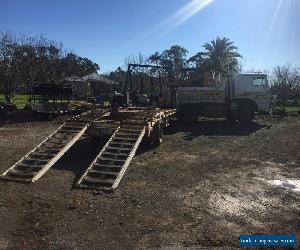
226,111,236,122
178,110,197,123
239,106,255,123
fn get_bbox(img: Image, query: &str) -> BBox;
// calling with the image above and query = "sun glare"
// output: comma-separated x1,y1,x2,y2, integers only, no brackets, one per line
265,0,284,43
163,0,215,31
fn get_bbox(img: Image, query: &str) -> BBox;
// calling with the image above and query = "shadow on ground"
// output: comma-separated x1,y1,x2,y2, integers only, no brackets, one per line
52,135,109,186
50,118,269,186
165,119,270,140
0,111,51,126
0,110,73,126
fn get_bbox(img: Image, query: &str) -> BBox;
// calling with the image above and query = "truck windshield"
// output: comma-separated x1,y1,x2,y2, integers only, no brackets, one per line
253,77,267,86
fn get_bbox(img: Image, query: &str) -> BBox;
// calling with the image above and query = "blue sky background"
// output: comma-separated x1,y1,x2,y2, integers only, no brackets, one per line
1,0,300,73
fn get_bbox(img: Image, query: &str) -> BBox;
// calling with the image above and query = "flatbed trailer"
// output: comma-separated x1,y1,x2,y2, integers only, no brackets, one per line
77,107,176,190
0,107,176,191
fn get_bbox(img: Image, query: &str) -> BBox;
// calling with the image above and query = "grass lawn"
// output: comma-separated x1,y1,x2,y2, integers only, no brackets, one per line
284,106,300,113
0,95,109,110
0,94,29,109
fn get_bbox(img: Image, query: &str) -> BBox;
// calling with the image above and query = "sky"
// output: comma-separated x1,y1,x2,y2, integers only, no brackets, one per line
1,0,300,73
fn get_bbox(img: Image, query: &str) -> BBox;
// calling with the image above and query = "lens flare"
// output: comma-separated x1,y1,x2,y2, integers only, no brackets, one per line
162,0,215,32
265,0,284,43
142,0,215,38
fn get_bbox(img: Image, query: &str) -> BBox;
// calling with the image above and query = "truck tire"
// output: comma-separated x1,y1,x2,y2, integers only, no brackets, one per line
239,105,255,123
177,109,197,123
226,111,236,122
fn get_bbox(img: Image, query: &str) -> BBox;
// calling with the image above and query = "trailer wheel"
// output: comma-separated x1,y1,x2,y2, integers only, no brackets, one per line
239,106,255,123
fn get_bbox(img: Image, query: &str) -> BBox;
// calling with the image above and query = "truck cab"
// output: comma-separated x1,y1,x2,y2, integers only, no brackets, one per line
176,73,270,122
234,73,270,111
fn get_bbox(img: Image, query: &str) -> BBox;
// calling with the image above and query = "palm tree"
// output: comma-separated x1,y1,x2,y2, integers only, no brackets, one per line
203,37,242,79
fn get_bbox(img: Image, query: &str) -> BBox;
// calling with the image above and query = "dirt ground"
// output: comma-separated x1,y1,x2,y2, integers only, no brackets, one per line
0,114,299,250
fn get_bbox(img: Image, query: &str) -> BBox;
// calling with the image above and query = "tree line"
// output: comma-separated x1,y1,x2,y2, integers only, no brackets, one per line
1,31,299,106
0,31,99,102
271,64,300,106
108,37,242,85
108,37,300,105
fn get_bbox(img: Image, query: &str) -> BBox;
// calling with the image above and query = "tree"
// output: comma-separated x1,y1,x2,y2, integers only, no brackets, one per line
187,52,206,68
202,37,242,79
148,52,161,66
160,45,188,80
0,32,100,103
78,57,99,76
61,53,99,78
124,52,148,68
107,67,126,92
12,43,37,94
271,64,300,106
0,31,17,102
147,45,189,81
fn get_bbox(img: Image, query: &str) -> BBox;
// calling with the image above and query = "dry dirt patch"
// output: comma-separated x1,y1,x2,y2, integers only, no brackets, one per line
0,117,299,249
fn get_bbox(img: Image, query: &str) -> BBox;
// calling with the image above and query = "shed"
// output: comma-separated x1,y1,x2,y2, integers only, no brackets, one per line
65,73,119,99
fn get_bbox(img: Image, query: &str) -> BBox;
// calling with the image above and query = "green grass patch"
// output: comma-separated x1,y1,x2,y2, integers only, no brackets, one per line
0,94,29,109
284,106,300,113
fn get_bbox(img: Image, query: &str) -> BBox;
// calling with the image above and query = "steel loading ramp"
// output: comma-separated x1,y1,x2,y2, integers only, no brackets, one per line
77,124,145,190
0,109,108,183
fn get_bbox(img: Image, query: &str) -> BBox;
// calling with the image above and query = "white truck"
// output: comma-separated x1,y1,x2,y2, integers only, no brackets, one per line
176,73,270,122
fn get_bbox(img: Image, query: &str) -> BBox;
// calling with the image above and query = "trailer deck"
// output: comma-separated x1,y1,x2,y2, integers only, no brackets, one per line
78,107,176,190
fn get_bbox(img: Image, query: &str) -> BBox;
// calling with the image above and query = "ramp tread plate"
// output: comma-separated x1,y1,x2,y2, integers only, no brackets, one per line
88,170,119,176
106,146,132,151
93,163,122,169
0,121,90,183
103,151,130,156
77,125,146,190
109,142,135,147
0,175,32,183
98,157,125,162
83,177,115,185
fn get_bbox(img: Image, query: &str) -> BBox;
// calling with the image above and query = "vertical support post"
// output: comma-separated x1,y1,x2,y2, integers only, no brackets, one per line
150,77,154,96
158,71,163,96
126,91,130,105
129,71,132,92
141,76,144,95
124,64,131,95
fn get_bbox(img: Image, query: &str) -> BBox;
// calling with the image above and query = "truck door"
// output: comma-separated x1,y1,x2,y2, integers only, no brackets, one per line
235,74,253,97
252,76,270,111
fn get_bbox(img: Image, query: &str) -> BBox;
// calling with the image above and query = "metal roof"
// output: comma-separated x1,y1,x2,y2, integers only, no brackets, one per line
65,73,119,85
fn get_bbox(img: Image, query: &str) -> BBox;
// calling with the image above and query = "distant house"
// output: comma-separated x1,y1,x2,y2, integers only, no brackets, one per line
65,73,119,99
